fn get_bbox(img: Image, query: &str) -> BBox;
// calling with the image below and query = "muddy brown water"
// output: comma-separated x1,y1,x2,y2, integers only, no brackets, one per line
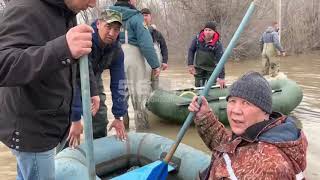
1,51,319,179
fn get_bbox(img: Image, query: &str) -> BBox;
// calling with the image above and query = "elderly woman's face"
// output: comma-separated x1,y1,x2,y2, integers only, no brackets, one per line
227,96,267,135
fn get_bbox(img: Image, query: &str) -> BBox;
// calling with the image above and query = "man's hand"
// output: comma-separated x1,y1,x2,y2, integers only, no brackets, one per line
188,96,211,119
188,65,195,75
281,51,286,56
91,96,100,116
216,78,226,89
67,121,83,149
66,24,94,59
152,67,161,77
161,63,168,71
109,118,127,141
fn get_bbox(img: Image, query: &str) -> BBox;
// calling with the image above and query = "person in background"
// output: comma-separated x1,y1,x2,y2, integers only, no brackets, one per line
71,9,127,142
272,21,280,33
111,0,161,130
0,0,96,179
141,7,169,90
188,21,226,88
189,71,307,180
260,23,286,77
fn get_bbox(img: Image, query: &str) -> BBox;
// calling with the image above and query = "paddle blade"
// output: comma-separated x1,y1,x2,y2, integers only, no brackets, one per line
112,161,168,180
146,161,168,180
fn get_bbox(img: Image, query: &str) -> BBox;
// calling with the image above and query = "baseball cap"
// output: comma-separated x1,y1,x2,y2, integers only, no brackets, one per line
100,9,122,25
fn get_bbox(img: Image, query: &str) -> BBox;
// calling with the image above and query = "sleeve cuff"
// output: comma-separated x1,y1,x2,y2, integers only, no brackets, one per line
194,110,213,125
51,35,75,67
71,111,82,122
114,116,123,121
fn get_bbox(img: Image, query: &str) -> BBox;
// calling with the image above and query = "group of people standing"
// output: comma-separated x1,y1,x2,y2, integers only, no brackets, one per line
187,21,286,88
68,1,171,142
0,0,306,179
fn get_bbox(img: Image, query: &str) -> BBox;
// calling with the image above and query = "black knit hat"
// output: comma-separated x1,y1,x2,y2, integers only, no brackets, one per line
227,71,272,114
204,21,217,31
141,8,151,14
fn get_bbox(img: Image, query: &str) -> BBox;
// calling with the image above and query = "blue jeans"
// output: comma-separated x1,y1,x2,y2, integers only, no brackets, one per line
11,148,55,180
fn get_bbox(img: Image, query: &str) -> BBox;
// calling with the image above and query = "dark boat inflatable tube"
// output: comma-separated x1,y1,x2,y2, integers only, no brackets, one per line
146,79,303,124
55,133,210,180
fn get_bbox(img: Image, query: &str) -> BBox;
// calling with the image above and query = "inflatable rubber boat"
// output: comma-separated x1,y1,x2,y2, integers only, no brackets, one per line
55,133,210,180
146,79,303,124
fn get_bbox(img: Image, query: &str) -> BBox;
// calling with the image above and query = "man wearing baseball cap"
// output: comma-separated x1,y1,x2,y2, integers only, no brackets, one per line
70,9,128,147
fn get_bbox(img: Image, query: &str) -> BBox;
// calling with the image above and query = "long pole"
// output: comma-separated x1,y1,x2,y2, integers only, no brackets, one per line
80,56,96,180
164,0,258,163
78,10,96,180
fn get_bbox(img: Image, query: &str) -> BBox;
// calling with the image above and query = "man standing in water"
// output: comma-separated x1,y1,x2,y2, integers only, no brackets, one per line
111,0,161,130
141,7,169,90
0,0,96,179
188,21,226,88
260,23,286,77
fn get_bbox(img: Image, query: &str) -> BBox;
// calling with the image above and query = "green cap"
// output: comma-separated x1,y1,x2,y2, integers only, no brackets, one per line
100,9,122,25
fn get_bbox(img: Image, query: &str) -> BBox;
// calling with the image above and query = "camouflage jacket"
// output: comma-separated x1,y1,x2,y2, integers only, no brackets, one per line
195,111,308,180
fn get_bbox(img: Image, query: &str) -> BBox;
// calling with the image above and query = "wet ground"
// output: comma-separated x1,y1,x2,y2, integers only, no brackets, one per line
1,51,319,179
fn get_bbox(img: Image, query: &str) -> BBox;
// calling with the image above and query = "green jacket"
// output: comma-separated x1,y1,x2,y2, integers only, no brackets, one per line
110,3,160,69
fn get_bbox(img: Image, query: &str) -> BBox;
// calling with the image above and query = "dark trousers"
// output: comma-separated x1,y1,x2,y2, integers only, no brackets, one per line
92,75,108,139
194,67,215,87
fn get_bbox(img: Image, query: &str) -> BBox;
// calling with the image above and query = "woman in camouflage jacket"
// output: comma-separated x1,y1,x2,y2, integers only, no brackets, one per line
189,72,307,180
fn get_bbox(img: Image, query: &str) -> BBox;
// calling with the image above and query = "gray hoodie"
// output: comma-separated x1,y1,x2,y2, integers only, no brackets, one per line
260,26,284,52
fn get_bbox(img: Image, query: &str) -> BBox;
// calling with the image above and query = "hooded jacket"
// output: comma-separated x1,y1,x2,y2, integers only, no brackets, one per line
110,2,160,69
195,111,307,180
0,0,78,152
188,30,225,79
260,26,284,53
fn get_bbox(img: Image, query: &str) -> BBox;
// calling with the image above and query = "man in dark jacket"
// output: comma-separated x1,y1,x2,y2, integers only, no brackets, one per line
111,0,160,130
71,9,128,141
141,8,169,90
0,0,96,179
188,21,226,88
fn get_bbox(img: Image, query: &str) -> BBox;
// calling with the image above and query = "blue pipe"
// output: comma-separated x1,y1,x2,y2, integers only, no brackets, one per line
202,2,256,97
79,55,96,180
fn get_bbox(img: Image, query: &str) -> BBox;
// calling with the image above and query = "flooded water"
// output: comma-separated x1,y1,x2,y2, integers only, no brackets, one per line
1,51,319,179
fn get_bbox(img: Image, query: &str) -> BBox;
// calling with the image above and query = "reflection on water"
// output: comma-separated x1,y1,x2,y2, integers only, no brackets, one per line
0,52,319,179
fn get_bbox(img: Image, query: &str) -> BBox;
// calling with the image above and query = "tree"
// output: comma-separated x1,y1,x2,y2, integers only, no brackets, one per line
140,0,319,60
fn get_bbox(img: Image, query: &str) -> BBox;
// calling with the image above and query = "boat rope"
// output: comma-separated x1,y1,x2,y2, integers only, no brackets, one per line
137,133,150,165
125,135,131,165
179,91,197,98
